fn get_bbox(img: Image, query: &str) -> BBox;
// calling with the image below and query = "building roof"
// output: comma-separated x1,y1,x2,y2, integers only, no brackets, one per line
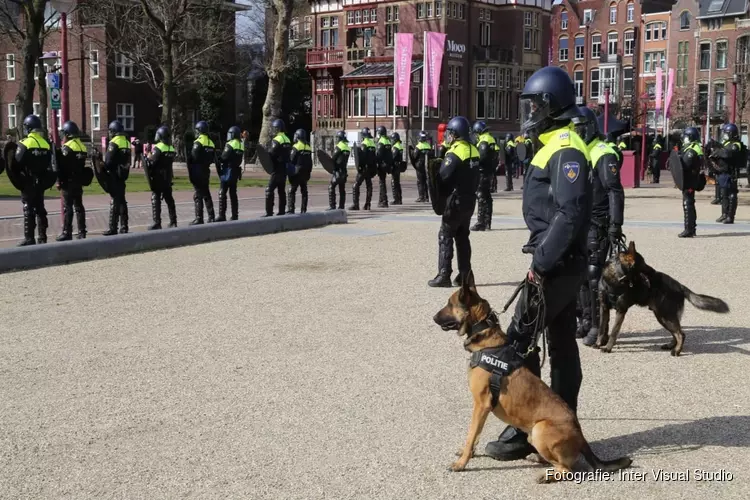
342,61,424,80
696,0,748,18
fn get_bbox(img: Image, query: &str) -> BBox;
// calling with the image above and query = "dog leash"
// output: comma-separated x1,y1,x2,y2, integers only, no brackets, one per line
500,276,548,369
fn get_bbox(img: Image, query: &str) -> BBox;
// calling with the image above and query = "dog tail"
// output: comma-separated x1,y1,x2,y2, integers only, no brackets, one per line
682,287,730,313
580,441,632,472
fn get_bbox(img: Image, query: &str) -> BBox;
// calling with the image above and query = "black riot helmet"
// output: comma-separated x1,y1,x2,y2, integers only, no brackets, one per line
335,130,347,142
195,121,209,135
682,127,700,146
571,106,599,144
390,132,400,143
293,129,307,143
472,121,487,134
361,127,371,138
23,115,42,136
108,120,124,138
418,131,429,142
376,125,387,137
505,133,514,142
61,121,80,139
227,126,241,141
721,123,739,142
445,116,472,145
519,66,581,137
271,119,285,134
155,126,171,144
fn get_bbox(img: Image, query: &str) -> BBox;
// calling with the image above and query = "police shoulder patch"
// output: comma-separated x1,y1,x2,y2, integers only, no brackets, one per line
609,162,618,174
562,162,580,183
443,156,453,167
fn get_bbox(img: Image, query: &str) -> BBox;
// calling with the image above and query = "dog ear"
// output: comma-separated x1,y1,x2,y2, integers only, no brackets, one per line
627,240,636,256
460,271,476,302
464,270,476,291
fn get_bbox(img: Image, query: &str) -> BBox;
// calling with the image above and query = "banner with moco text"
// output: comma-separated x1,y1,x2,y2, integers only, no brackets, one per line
423,31,447,108
394,33,414,108
665,69,675,118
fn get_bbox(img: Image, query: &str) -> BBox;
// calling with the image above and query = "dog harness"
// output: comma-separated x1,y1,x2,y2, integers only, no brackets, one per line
469,344,525,409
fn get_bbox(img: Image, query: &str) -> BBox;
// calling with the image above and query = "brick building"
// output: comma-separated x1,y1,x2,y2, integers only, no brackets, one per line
305,0,552,145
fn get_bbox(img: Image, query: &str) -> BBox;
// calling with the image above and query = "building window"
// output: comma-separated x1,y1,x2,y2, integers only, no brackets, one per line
574,70,584,98
707,18,722,30
116,53,133,79
698,84,708,114
458,3,464,19
700,42,711,70
385,7,399,47
116,103,134,131
575,35,584,60
487,91,497,119
350,88,366,117
559,37,569,62
417,3,425,18
426,3,433,17
590,69,600,98
476,90,486,119
645,22,668,42
716,41,727,70
624,31,634,56
608,32,618,56
451,2,457,18
89,49,99,78
561,10,568,30
33,102,41,116
627,2,634,22
714,83,725,113
347,11,354,24
524,29,532,50
524,12,532,26
7,103,17,129
601,67,617,97
320,16,339,47
591,34,601,58
505,67,511,88
643,51,665,73
476,67,486,87
480,22,491,46
680,11,691,30
6,54,15,81
677,41,689,87
623,67,633,96
92,102,101,130
488,67,497,87
583,9,593,24
609,4,617,24
435,1,442,17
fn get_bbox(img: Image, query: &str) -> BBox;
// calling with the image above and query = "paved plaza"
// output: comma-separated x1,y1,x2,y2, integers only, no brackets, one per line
1,182,749,499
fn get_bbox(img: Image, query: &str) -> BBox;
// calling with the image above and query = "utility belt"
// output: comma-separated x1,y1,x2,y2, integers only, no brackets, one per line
469,344,525,408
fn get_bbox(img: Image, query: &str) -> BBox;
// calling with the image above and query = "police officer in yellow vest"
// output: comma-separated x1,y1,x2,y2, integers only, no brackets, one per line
390,132,405,205
13,115,53,245
503,133,517,191
428,117,480,288
265,118,292,216
678,127,703,237
216,125,244,221
485,67,592,461
329,130,349,210
189,121,216,224
287,129,313,214
572,107,625,347
411,131,432,202
711,123,744,224
375,126,393,208
350,127,376,210
102,120,131,235
56,121,88,241
649,141,662,183
471,121,498,231
146,126,178,229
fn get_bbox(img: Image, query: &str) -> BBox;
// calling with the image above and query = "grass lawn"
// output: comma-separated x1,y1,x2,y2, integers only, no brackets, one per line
0,172,325,197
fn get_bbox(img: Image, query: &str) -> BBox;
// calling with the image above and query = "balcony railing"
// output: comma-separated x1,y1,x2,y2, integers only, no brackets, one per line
306,47,345,67
599,53,622,64
472,45,515,64
315,118,344,130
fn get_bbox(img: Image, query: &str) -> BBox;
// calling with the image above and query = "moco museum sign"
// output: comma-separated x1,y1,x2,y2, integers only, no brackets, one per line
446,40,465,59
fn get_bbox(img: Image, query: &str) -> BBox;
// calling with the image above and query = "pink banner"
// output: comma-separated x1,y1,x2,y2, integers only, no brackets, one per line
665,68,675,118
394,33,414,108
423,31,446,108
655,67,663,111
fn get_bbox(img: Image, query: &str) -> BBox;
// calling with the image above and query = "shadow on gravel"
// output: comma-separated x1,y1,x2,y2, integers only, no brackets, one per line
602,326,750,356
695,232,750,238
477,282,523,288
591,415,750,457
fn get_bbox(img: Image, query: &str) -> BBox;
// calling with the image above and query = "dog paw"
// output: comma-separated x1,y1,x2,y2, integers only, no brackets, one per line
526,453,550,465
670,348,681,357
661,343,676,351
600,346,612,353
450,461,467,472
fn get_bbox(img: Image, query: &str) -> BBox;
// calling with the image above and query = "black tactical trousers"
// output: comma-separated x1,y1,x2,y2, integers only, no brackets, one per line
151,187,177,227
377,169,389,207
415,167,429,202
579,223,609,336
61,184,86,237
351,171,373,209
329,177,346,209
474,173,493,230
438,208,473,278
287,177,308,214
265,170,286,216
192,178,215,223
505,162,515,191
20,188,48,244
651,161,661,183
682,189,696,233
218,180,238,220
490,174,498,193
719,179,738,221
391,169,402,204
104,181,128,235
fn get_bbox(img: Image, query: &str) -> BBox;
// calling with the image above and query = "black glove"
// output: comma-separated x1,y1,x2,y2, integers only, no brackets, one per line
609,224,624,250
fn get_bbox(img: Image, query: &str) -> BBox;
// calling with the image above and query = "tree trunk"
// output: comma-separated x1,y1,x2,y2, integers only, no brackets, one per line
37,59,48,132
161,39,175,126
13,0,46,135
258,0,293,146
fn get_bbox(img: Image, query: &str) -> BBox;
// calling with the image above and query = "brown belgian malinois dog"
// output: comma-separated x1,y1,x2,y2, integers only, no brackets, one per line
433,271,632,482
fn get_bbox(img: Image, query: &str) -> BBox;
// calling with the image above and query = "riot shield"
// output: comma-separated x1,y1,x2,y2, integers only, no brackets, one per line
408,145,417,168
352,144,361,170
427,158,448,216
4,142,26,191
81,167,94,187
668,150,684,190
41,164,57,190
91,150,111,193
515,142,528,162
142,156,157,191
255,144,274,175
317,149,336,174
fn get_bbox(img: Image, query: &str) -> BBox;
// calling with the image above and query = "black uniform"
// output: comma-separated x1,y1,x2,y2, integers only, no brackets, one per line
375,135,393,207
713,139,743,223
504,140,516,191
351,137,376,210
287,140,313,213
472,132,498,231
680,142,703,237
189,134,216,223
103,134,131,234
329,141,350,209
649,143,662,183
15,131,53,244
147,142,178,228
391,140,405,204
57,137,88,239
579,139,624,345
217,139,244,221
411,141,432,202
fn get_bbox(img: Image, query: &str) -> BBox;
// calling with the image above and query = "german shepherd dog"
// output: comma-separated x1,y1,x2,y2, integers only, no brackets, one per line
596,241,729,356
434,271,632,483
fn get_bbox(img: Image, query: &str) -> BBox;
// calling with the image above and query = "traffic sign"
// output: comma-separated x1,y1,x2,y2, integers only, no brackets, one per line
46,73,60,89
50,88,61,110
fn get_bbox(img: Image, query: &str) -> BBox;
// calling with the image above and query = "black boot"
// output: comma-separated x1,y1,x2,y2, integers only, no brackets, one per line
471,199,487,231
328,184,337,210
301,186,308,213
576,287,591,338
75,208,87,239
230,192,239,220
191,192,205,225
57,204,73,241
36,212,48,244
378,177,388,208
18,205,36,246
429,227,453,287
287,185,296,214
277,186,287,216
338,184,346,210
711,184,721,205
263,187,274,217
119,201,128,234
485,425,535,461
149,192,162,230
216,190,227,222
102,200,120,236
349,183,360,210
205,195,215,223
725,193,737,224
364,182,373,210
167,197,178,227
428,272,452,287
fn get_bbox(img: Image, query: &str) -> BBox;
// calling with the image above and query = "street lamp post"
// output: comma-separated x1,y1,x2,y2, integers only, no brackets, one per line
50,0,76,125
604,86,610,135
732,74,738,124
39,51,60,145
640,92,648,179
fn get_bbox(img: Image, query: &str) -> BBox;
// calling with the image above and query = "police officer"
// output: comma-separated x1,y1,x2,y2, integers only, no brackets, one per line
521,132,534,178
146,126,178,229
678,127,703,238
617,136,628,151
329,130,349,210
503,133,516,191
216,126,244,221
572,107,624,347
287,129,313,214
56,121,88,241
437,138,449,159
390,132,405,205
103,120,131,235
13,115,53,245
649,140,662,183
428,116,480,288
712,123,743,224
484,67,592,461
350,127,376,211
412,131,432,202
375,126,393,208
189,121,216,224
264,118,291,216
471,121,497,232
606,134,624,170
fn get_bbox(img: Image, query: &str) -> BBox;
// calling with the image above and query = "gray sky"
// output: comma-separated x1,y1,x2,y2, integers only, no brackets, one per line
235,0,265,44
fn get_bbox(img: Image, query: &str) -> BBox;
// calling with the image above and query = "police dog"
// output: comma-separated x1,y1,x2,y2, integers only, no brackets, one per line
596,241,729,356
434,271,632,483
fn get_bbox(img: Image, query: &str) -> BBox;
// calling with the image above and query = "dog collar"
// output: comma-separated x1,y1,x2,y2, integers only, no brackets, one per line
470,310,500,336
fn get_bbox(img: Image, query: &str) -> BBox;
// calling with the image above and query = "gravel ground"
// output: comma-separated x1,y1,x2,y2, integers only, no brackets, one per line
1,188,749,499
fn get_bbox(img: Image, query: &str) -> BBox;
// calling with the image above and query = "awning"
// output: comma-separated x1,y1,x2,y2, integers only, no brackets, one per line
342,61,424,80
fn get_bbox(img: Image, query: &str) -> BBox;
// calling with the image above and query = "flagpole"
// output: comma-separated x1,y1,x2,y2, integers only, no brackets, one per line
662,52,668,146
421,31,426,132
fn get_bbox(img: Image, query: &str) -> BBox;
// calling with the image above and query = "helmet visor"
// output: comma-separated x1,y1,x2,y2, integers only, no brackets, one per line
519,94,552,135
